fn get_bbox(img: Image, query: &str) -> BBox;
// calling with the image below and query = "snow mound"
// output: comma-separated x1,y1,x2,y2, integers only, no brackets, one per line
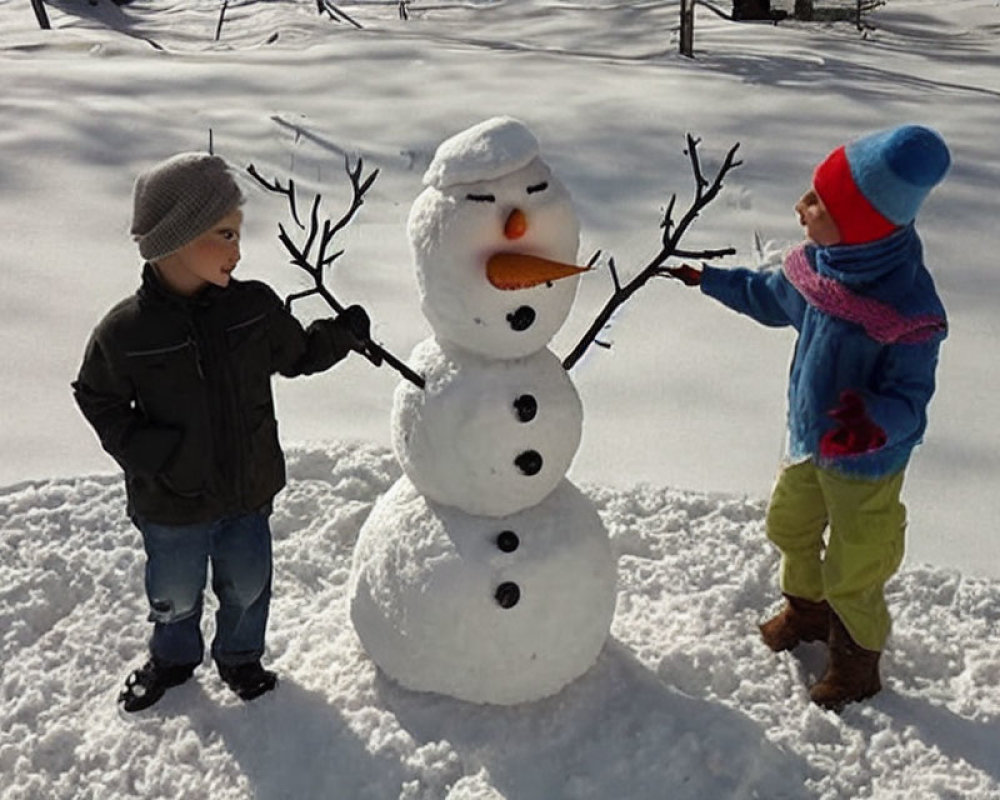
1,441,997,799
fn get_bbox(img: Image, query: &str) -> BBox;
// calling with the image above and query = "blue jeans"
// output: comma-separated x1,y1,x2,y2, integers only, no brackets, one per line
137,510,273,669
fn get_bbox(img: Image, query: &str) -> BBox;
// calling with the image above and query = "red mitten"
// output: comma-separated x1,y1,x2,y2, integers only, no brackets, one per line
665,264,702,287
819,390,887,457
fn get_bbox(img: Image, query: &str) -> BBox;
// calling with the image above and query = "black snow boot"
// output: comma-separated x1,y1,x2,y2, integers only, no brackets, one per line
218,660,278,701
118,659,197,713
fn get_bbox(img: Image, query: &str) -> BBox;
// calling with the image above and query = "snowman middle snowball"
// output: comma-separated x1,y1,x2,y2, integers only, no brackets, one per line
349,117,616,705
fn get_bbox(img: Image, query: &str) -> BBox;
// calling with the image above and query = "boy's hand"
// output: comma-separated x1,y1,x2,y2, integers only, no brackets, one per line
338,305,371,344
664,264,702,287
337,305,383,366
819,390,887,457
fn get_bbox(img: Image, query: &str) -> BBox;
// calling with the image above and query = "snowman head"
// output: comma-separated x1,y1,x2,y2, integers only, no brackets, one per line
408,117,583,360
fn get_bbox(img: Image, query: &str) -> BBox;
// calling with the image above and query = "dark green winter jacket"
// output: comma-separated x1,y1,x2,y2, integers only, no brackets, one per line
73,264,357,525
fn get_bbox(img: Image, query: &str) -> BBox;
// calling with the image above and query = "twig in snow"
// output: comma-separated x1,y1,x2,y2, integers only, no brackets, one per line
215,0,229,42
317,0,363,28
31,0,51,30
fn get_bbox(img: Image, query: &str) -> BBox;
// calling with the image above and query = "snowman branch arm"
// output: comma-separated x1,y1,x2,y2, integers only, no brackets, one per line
247,160,426,389
666,136,742,251
246,165,304,229
687,135,712,193
670,246,738,260
561,137,740,371
660,194,677,240
331,157,380,238
607,256,622,293
321,249,346,270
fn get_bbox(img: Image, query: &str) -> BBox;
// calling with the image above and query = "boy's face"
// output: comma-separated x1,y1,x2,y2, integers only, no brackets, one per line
795,188,841,247
155,208,243,296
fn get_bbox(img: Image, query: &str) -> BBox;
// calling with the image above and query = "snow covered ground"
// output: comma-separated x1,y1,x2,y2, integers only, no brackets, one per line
3,444,999,798
2,0,999,797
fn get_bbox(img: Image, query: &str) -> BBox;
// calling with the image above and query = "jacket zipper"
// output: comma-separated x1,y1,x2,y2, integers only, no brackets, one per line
192,313,251,510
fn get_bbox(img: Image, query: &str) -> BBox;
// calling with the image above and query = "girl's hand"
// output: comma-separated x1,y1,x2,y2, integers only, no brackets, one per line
664,264,702,287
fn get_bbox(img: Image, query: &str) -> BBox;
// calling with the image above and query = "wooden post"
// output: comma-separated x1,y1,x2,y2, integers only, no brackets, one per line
30,0,51,30
679,0,694,58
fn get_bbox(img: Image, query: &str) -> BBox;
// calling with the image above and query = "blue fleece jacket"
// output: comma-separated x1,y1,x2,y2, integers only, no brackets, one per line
700,224,947,478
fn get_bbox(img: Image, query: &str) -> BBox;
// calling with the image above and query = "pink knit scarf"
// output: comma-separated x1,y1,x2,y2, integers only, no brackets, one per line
782,245,946,344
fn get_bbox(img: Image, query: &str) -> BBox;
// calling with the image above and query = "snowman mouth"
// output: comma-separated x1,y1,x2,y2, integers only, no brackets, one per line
486,252,589,291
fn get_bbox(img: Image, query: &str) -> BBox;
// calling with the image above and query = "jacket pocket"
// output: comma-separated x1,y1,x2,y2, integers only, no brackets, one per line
126,340,208,497
127,339,204,419
159,427,208,497
247,417,285,502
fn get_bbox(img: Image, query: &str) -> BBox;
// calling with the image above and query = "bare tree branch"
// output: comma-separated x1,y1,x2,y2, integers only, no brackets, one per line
248,158,425,389
562,135,741,371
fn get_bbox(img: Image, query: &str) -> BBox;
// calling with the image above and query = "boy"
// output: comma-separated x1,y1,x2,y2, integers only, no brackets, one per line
667,125,950,710
73,152,373,712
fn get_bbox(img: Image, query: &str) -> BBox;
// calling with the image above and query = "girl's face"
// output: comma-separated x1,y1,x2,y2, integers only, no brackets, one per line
155,208,243,296
795,188,841,247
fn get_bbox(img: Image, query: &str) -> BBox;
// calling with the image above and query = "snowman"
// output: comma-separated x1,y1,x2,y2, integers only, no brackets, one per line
348,117,617,705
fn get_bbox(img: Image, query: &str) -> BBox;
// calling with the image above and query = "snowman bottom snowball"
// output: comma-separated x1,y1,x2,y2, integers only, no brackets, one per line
348,476,617,705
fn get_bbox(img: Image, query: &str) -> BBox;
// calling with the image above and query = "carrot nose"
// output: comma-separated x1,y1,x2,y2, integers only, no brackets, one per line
486,252,589,290
504,209,527,240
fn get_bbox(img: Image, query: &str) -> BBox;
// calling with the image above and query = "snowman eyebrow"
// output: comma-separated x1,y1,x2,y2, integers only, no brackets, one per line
526,182,549,194
466,193,496,203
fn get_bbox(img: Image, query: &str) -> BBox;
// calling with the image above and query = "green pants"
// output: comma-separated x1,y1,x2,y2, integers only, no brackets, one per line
765,459,906,651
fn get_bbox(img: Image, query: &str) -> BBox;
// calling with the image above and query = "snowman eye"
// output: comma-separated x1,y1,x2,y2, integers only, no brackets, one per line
466,193,496,203
526,182,549,195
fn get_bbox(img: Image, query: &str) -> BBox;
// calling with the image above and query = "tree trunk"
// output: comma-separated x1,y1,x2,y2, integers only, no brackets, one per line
679,0,694,57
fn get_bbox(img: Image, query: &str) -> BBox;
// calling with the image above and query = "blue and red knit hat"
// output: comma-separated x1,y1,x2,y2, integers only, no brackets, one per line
813,125,950,245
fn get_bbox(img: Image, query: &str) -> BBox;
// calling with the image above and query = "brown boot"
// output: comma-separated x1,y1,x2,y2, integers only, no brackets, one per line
758,594,831,652
809,613,881,711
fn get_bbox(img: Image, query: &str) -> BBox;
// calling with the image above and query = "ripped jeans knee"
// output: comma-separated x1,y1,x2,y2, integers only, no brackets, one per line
147,595,201,625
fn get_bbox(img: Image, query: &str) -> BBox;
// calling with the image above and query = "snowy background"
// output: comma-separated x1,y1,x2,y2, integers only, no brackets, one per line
1,0,999,798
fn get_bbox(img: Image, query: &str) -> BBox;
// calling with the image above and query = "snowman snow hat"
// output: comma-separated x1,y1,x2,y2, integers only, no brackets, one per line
409,117,587,360
422,116,542,190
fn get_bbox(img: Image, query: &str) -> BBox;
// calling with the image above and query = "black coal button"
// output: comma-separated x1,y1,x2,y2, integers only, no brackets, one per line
495,582,521,609
514,450,543,475
513,394,537,422
496,530,520,552
506,306,536,331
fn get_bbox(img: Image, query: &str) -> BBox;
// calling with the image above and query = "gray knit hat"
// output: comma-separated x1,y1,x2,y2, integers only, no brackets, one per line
130,152,244,262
